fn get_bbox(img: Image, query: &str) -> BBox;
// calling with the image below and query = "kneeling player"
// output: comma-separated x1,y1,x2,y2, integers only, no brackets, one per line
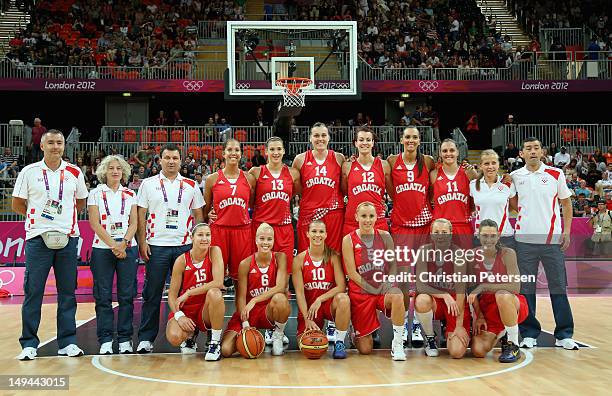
221,223,290,357
414,218,471,359
343,202,406,360
293,220,351,359
469,219,528,363
166,223,225,361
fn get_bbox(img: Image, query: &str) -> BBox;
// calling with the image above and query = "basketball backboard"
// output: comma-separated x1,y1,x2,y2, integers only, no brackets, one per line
225,21,360,101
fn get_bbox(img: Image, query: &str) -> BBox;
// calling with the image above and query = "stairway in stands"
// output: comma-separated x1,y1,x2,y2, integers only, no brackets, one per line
476,0,530,49
0,0,31,58
245,0,264,20
467,149,482,166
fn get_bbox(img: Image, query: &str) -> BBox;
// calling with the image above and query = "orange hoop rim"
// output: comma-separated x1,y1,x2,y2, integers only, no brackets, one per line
275,77,313,93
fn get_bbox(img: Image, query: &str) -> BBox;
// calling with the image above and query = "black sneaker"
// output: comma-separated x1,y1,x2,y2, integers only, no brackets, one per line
499,341,520,363
372,329,381,348
499,333,508,354
181,329,199,354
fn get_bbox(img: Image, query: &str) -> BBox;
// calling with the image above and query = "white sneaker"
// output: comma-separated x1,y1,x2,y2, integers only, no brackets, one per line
326,322,337,342
412,321,424,343
58,344,84,357
283,335,289,344
271,332,284,356
99,341,114,355
205,342,221,361
264,329,273,346
180,339,198,354
136,341,154,353
424,335,439,357
555,338,579,350
118,341,133,354
403,320,409,343
391,341,407,361
16,347,37,361
519,337,537,349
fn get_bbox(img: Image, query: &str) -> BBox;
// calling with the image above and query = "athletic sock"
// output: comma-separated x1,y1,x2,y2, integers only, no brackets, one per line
415,310,434,336
336,330,347,343
274,321,287,336
210,329,222,344
505,325,519,345
392,325,404,343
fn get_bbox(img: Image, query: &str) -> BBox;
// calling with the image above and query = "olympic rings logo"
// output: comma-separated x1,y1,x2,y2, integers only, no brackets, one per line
182,80,205,91
236,82,251,89
418,81,439,92
0,269,16,289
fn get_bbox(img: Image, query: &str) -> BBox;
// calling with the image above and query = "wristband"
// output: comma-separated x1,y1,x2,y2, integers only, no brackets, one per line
174,311,185,321
242,321,250,329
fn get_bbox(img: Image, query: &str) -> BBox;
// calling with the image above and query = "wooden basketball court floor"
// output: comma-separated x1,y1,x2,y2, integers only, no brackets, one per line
0,296,609,396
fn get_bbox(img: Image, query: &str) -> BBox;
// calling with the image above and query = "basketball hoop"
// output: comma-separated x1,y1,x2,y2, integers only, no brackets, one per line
275,77,313,108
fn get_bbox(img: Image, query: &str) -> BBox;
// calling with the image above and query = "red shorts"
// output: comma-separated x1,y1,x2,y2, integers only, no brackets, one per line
432,296,471,336
349,291,390,338
391,223,431,267
225,302,274,334
168,303,208,331
342,219,389,237
479,294,529,335
211,223,254,280
252,221,295,273
297,209,344,253
451,223,473,249
296,299,335,337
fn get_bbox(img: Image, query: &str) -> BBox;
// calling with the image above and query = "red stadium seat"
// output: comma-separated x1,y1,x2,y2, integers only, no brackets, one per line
140,129,153,142
256,144,266,156
561,128,574,144
124,129,137,142
201,145,213,160
574,128,588,143
234,129,247,142
213,145,224,160
170,129,184,143
187,129,199,142
127,71,140,79
154,129,168,142
187,145,201,160
243,145,254,160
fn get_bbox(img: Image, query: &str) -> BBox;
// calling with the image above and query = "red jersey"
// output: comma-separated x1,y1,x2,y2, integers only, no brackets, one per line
212,170,251,226
301,250,335,304
253,165,293,225
347,230,386,294
179,251,213,309
344,157,386,225
299,149,344,223
432,166,471,224
471,249,507,284
426,254,457,293
246,253,278,306
391,155,432,227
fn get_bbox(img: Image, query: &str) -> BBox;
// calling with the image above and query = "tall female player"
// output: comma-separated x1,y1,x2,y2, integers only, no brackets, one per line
342,202,406,360
166,223,225,361
292,220,351,359
388,126,436,347
203,139,256,280
430,139,478,248
341,127,392,236
470,150,516,249
469,219,528,363
249,136,300,271
221,223,290,357
293,122,345,341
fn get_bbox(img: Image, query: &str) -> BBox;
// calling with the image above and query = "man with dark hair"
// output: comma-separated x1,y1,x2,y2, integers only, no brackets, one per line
510,137,578,350
135,144,205,353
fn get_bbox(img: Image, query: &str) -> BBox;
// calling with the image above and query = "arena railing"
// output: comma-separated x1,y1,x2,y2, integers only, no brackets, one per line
500,123,610,153
538,28,585,53
573,51,612,80
198,21,228,39
452,128,468,161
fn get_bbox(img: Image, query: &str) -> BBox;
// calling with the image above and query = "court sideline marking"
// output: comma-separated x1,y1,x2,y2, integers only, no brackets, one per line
91,351,534,389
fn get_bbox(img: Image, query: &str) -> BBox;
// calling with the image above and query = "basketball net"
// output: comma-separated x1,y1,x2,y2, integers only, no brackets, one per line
276,77,313,108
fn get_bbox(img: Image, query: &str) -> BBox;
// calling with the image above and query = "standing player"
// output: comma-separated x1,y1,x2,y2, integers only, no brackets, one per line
388,126,436,346
341,127,392,235
293,122,345,341
468,219,528,363
342,202,407,360
249,136,300,271
414,218,470,359
292,220,351,359
135,144,205,354
430,139,478,248
470,150,515,248
221,224,290,357
204,139,256,281
166,223,225,361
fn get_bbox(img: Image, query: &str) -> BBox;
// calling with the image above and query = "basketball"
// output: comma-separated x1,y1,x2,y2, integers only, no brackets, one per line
236,328,265,359
299,329,329,359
